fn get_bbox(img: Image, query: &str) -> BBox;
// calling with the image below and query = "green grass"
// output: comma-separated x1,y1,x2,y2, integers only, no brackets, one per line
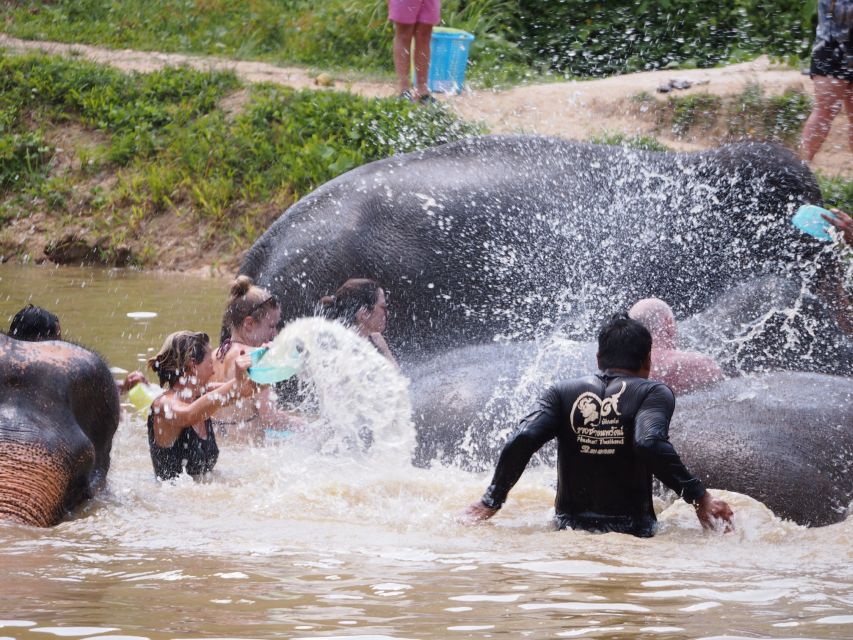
643,84,814,146
0,131,53,191
0,49,482,261
669,94,723,137
726,82,813,146
587,131,671,152
2,0,818,86
1,0,533,87
818,173,853,214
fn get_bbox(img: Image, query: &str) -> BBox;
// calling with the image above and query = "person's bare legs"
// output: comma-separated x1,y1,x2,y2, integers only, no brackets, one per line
413,22,434,98
801,75,846,161
393,22,416,96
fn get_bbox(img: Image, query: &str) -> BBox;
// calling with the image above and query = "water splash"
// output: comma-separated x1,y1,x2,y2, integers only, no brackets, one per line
266,317,414,462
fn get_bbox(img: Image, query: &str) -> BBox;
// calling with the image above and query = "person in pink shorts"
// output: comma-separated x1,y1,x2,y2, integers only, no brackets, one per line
388,0,441,103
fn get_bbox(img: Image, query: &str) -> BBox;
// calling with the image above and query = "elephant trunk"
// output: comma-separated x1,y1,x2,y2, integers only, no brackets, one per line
0,440,83,527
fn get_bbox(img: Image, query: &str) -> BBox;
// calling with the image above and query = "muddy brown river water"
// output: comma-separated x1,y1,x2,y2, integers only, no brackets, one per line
1,264,852,640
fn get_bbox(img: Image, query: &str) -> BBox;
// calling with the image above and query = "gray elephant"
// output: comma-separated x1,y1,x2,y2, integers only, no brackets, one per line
243,134,850,526
0,334,120,527
670,372,853,527
406,339,853,527
241,135,842,367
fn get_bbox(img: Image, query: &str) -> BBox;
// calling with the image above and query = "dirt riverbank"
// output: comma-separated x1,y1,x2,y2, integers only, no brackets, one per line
1,35,850,275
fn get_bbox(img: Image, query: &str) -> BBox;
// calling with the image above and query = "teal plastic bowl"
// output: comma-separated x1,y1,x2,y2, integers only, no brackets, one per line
792,204,834,241
247,347,300,384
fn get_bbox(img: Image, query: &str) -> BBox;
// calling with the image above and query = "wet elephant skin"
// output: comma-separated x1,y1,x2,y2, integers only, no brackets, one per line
670,372,853,527
407,342,853,527
0,335,120,527
241,135,824,357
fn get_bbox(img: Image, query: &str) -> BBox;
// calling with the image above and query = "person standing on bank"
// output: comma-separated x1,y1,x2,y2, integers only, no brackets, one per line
464,313,734,537
389,0,441,104
800,0,853,161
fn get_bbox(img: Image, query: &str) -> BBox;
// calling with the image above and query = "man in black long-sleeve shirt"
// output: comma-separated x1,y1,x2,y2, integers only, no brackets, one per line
465,313,734,537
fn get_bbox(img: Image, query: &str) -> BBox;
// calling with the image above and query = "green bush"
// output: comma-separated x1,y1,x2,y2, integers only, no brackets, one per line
0,52,239,164
670,93,722,137
149,83,482,215
588,131,671,152
2,0,527,83
649,85,812,144
0,50,481,247
2,0,824,82
819,174,853,214
0,131,53,191
517,0,819,77
727,83,812,145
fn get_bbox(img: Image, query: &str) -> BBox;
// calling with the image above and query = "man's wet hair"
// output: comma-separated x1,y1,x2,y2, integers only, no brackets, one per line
597,312,652,371
9,304,61,341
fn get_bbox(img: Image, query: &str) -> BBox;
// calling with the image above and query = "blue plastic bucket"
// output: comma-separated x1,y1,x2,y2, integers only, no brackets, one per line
428,27,475,94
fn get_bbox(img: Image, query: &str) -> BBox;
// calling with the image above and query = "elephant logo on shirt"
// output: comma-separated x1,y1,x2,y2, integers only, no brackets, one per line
569,382,627,432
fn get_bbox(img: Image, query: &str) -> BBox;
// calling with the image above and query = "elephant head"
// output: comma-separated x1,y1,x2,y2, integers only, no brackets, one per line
0,335,120,527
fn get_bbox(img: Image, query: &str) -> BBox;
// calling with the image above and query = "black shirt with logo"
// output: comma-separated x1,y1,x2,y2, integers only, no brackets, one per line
481,372,706,537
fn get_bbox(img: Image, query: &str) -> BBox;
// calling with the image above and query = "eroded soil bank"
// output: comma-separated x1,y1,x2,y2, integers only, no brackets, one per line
1,35,850,275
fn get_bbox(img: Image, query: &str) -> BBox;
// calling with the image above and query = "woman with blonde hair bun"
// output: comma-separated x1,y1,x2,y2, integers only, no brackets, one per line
212,275,298,443
147,331,254,480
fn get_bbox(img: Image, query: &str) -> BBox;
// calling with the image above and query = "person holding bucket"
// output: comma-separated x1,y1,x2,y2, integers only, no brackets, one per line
212,276,299,444
389,0,441,104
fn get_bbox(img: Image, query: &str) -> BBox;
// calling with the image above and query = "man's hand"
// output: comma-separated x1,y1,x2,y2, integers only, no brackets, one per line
461,500,499,524
694,492,734,533
821,208,853,246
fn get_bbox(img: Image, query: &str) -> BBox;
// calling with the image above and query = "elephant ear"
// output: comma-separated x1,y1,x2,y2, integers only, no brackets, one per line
66,346,121,489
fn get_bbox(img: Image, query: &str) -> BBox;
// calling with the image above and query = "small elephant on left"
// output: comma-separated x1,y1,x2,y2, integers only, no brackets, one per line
0,333,120,527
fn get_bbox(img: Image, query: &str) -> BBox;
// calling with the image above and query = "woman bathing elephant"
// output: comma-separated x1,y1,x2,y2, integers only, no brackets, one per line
240,135,841,362
0,333,120,527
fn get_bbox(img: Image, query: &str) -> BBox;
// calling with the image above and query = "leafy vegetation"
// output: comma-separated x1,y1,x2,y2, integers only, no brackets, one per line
669,94,723,137
632,84,814,145
516,0,818,77
726,83,813,146
1,0,821,83
587,131,672,152
0,131,53,191
1,0,531,86
0,50,481,264
818,173,853,214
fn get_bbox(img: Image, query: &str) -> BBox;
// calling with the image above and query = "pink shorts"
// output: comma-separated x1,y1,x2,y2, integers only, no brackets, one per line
388,0,441,25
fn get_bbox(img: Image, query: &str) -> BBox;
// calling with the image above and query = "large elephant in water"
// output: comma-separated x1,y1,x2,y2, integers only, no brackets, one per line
241,135,837,362
0,334,120,527
245,134,850,525
406,339,853,527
